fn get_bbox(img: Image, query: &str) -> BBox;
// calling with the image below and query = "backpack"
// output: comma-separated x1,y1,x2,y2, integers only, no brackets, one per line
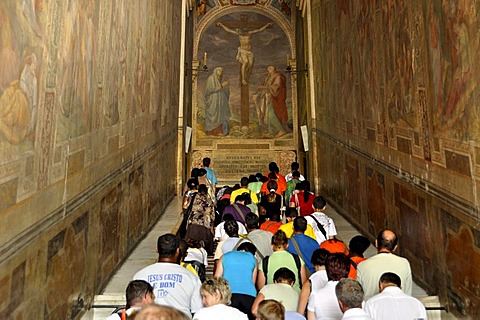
111,307,141,320
183,260,206,282
111,307,127,320
262,252,302,288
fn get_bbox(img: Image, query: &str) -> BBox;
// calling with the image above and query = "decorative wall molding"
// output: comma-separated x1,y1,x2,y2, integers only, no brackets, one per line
0,133,175,266
315,128,477,218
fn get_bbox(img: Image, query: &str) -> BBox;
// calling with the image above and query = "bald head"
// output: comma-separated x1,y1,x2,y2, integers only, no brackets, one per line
376,229,398,252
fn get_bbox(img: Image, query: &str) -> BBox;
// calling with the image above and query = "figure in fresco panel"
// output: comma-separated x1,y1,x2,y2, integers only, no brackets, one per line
428,0,475,139
80,4,94,126
204,67,231,136
57,0,95,138
386,2,415,128
196,0,212,17
0,0,45,147
0,53,38,144
254,66,290,137
428,1,442,116
217,21,273,85
277,0,292,16
443,2,472,120
0,5,21,94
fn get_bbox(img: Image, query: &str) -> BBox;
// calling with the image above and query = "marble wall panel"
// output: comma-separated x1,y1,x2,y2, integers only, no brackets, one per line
128,168,144,249
365,167,386,236
345,155,361,223
444,215,480,317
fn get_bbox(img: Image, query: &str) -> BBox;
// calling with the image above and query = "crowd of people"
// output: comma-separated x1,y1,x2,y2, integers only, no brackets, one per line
107,159,428,320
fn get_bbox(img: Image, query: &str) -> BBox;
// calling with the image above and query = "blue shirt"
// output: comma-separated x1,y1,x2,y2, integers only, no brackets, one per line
205,168,218,185
287,234,319,274
222,251,257,297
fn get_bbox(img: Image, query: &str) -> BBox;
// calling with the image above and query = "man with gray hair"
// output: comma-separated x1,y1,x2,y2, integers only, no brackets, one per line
335,278,372,319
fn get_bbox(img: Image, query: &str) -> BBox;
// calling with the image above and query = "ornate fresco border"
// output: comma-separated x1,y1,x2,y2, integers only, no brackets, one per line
315,128,477,218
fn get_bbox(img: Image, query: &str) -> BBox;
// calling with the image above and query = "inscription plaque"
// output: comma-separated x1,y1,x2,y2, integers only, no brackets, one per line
192,150,296,184
215,153,273,176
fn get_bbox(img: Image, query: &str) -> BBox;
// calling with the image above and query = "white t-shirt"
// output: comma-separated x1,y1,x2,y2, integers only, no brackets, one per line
305,212,337,245
214,237,250,260
341,308,373,320
215,221,247,241
185,247,208,266
133,262,203,319
309,269,328,291
193,303,248,320
364,286,427,320
307,281,343,320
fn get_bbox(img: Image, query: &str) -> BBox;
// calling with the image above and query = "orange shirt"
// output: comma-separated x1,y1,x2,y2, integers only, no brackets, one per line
260,220,283,234
348,256,366,279
261,175,287,195
320,239,350,256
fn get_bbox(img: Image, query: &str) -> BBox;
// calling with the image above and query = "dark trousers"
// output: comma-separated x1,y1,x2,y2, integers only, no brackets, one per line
230,293,256,320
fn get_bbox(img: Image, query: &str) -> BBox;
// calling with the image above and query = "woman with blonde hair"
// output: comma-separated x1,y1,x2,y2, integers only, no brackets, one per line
193,277,248,320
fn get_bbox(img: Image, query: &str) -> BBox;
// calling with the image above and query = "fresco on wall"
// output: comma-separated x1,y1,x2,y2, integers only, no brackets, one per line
384,1,416,129
103,0,127,127
56,0,99,140
196,12,292,140
271,0,293,17
425,0,480,140
196,0,215,19
0,1,45,153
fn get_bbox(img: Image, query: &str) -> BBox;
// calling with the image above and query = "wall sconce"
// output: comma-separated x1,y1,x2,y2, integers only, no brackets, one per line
286,63,308,77
186,52,209,78
185,61,209,78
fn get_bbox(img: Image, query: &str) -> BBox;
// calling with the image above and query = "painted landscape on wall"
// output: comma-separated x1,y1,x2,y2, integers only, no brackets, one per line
196,11,292,140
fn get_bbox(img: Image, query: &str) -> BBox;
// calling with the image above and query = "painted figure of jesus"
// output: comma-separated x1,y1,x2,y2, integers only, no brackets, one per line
217,21,273,85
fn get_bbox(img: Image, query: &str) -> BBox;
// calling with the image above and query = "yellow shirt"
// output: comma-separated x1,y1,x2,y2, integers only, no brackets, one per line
230,187,259,204
279,221,317,240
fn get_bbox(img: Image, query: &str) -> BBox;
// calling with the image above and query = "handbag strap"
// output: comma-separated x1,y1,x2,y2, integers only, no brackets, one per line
232,204,246,222
232,238,246,251
245,235,264,259
310,214,327,239
290,236,305,263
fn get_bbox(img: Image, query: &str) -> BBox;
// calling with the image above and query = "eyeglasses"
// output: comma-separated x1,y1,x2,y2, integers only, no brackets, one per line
205,279,214,286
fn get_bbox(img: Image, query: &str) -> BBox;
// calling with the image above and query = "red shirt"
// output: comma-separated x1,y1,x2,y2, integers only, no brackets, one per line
290,191,315,216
